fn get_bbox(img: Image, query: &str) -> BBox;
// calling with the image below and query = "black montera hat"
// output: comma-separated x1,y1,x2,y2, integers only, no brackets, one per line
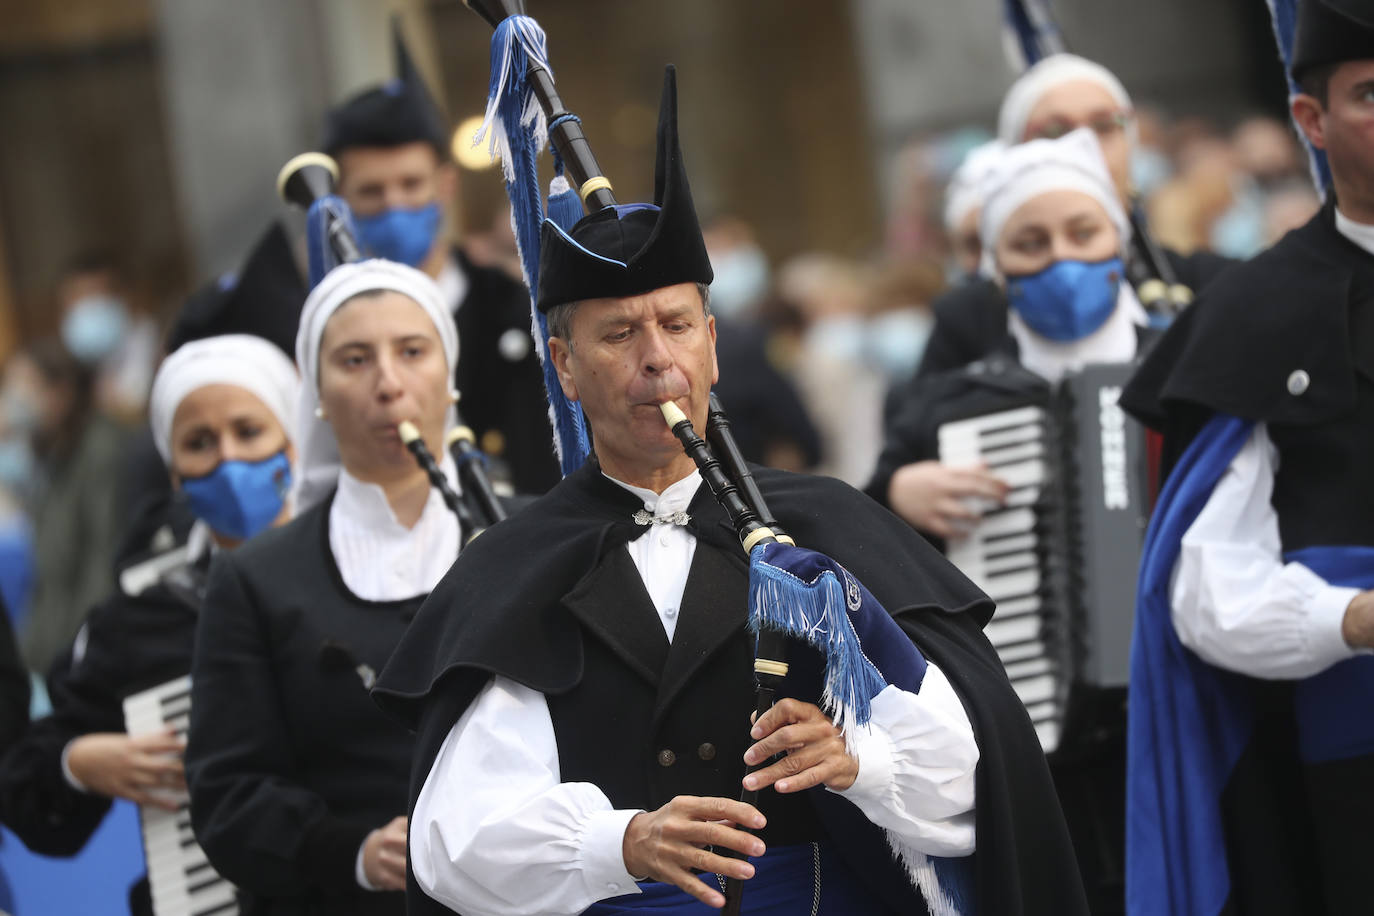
534,66,714,312
1292,0,1374,81
165,222,305,358
321,19,448,157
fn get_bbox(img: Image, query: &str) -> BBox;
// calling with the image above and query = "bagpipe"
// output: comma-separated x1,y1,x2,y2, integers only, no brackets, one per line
1002,0,1193,319
275,152,508,537
462,2,966,911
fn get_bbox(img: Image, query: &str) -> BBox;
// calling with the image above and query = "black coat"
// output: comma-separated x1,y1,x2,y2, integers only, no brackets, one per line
375,461,1089,916
186,498,419,916
0,600,29,762
449,249,561,494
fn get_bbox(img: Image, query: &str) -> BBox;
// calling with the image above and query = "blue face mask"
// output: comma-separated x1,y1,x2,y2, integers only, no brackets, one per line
1006,257,1124,342
181,451,291,541
354,202,442,267
62,295,130,364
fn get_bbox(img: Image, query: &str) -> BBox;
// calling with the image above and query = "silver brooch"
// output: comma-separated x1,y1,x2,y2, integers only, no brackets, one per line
633,509,691,527
355,663,377,690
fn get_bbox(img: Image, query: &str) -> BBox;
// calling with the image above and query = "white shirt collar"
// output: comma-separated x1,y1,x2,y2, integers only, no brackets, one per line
334,452,460,534
1334,207,1374,258
603,469,703,519
435,253,470,313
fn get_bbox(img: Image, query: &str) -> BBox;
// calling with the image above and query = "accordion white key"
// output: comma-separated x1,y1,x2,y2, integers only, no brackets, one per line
123,676,239,916
938,363,1148,753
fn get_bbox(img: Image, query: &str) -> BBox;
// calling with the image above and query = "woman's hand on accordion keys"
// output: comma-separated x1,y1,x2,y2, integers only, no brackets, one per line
887,460,1009,541
742,699,859,794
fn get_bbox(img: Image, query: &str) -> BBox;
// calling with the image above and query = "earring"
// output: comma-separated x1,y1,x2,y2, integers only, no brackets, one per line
450,389,461,404
314,406,327,420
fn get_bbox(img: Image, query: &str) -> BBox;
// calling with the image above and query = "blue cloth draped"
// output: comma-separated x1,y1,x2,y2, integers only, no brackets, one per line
1127,413,1374,915
582,842,890,915
1126,414,1256,916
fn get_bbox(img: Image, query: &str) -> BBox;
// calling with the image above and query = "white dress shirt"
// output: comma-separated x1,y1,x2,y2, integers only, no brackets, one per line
329,455,461,888
410,470,979,916
1169,209,1373,680
1170,423,1364,679
329,455,461,603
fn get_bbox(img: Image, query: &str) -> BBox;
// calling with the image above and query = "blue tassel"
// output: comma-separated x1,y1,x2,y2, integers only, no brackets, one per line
546,176,584,232
477,15,591,476
305,195,357,288
1266,0,1332,196
747,547,888,740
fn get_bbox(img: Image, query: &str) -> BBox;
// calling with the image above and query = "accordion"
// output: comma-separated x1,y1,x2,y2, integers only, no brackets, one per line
124,675,239,916
937,362,1148,752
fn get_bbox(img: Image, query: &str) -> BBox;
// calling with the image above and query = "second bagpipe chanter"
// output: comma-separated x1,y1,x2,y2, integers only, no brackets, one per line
459,1,972,912
274,152,508,541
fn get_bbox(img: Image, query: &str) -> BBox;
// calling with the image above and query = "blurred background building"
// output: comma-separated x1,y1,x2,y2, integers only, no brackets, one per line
0,0,1292,347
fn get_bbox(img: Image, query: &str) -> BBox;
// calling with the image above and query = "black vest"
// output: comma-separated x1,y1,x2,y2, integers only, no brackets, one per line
1270,285,1374,552
546,540,823,845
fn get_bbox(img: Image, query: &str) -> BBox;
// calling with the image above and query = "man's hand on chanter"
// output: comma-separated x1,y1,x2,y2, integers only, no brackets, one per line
743,698,859,794
622,795,766,909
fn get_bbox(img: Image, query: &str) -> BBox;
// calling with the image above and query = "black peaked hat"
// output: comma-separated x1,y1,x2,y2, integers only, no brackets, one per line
321,18,448,157
165,221,306,358
535,66,714,312
1292,0,1374,80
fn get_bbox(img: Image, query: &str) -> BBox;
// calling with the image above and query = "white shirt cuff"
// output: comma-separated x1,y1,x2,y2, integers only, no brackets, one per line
60,739,91,793
356,835,378,891
834,717,895,806
581,807,644,898
1304,584,1366,668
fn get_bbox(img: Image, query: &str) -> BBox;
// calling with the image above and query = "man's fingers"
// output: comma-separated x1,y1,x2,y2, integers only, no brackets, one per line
743,743,836,793
125,788,181,811
131,732,186,754
950,470,1010,502
676,796,765,830
661,867,726,910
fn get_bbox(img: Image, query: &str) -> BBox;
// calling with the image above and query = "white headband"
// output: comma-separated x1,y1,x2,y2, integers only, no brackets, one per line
944,140,1008,233
997,53,1133,146
293,259,460,512
149,334,300,465
977,128,1131,275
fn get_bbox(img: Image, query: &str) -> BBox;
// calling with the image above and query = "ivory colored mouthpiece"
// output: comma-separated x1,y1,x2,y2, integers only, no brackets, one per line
397,421,422,445
446,425,476,448
659,401,688,428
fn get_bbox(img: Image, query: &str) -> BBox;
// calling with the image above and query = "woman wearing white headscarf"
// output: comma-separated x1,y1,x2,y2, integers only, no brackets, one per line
187,260,461,916
867,127,1153,913
0,334,299,916
912,53,1234,384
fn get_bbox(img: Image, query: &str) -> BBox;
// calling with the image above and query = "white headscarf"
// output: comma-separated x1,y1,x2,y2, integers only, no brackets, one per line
149,334,300,465
293,259,459,512
943,140,1007,234
997,53,1134,146
977,127,1131,277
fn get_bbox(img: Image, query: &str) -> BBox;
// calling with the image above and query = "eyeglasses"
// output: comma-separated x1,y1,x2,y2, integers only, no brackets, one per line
1025,111,1133,142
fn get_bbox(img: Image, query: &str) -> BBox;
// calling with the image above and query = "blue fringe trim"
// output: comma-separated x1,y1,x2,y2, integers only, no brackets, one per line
747,547,888,742
478,15,591,476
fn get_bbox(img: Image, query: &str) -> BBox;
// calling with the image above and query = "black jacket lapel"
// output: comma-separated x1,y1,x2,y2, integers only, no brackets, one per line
562,546,669,687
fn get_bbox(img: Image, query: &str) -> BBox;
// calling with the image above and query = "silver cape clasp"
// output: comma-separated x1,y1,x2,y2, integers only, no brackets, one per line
633,508,692,527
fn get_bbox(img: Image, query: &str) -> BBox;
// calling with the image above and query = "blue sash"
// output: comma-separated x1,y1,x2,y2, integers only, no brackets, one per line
1284,546,1374,764
582,842,890,915
1127,414,1374,916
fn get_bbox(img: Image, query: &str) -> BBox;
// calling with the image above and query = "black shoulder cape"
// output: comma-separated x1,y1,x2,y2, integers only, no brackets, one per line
1122,202,1374,445
375,461,1089,916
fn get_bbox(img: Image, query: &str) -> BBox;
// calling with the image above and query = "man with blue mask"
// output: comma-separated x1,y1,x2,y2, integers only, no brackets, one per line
322,22,558,494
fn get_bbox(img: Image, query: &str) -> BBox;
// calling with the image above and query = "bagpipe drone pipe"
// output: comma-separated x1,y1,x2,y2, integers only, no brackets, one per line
275,152,508,537
461,2,972,911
